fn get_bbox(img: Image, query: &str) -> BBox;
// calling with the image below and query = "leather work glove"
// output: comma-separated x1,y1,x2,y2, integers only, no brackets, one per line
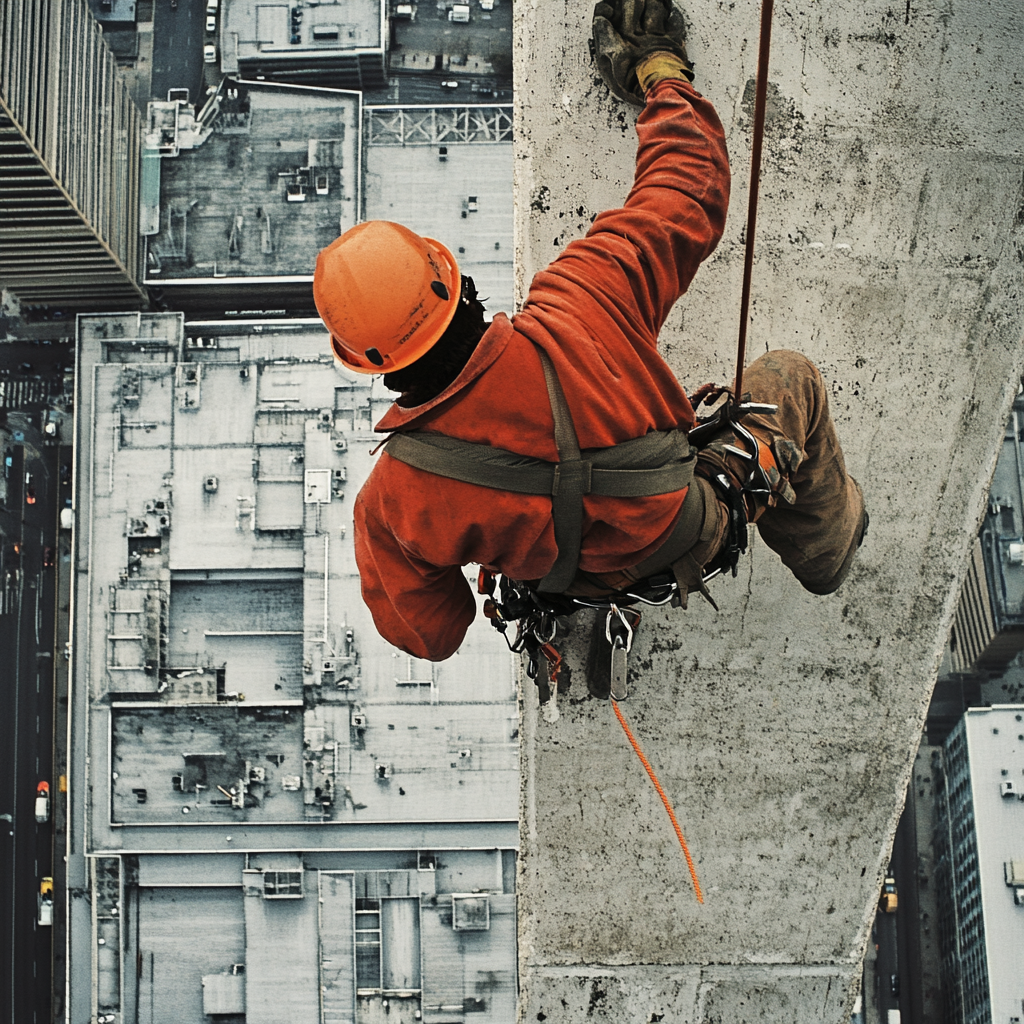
592,0,693,105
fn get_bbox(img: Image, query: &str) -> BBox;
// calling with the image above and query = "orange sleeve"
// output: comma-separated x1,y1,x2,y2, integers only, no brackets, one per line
354,469,477,661
522,78,730,350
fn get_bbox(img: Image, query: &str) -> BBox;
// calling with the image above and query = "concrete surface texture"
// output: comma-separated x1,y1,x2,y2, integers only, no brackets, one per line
513,1,1024,1021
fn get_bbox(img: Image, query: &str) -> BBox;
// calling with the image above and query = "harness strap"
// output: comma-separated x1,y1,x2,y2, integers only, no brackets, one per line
382,345,697,594
535,348,586,592
384,428,695,497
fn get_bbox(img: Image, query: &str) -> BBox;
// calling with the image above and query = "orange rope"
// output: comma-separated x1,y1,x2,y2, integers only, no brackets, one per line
612,699,704,904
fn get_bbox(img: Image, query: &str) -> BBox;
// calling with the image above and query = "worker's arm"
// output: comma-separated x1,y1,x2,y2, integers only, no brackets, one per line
353,469,477,661
523,77,730,350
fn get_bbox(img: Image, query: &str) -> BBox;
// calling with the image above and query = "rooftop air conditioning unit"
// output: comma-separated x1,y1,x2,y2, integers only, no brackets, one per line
1001,780,1017,798
352,713,366,728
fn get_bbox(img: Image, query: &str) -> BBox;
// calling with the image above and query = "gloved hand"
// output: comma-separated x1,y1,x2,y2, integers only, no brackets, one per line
592,0,693,105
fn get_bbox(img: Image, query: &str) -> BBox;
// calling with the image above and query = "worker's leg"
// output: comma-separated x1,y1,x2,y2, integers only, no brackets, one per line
734,350,866,594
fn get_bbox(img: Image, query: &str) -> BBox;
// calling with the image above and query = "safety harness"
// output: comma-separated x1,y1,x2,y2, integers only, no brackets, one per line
384,345,778,704
387,348,697,594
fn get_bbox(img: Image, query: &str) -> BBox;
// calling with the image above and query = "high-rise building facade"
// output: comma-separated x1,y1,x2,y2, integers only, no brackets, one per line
948,392,1024,674
0,0,145,309
934,706,1024,1024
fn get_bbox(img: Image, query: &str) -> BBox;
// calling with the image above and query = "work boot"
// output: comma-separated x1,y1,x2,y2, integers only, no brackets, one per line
787,483,868,595
734,351,867,595
691,350,868,596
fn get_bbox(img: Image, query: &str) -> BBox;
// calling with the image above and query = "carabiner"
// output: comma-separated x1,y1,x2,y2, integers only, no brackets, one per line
605,603,639,652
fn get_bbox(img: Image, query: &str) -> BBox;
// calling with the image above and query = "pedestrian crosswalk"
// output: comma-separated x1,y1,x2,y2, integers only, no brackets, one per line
0,377,50,409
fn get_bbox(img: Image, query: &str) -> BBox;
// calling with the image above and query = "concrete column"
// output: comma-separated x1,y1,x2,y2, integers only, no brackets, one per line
514,1,1024,1020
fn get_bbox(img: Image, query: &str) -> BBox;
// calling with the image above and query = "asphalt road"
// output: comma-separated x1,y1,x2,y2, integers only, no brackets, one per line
151,0,207,104
365,69,511,106
875,906,899,1022
892,804,921,1023
0,422,58,1024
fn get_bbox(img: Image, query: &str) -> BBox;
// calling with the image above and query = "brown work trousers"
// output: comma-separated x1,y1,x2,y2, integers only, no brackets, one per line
701,349,866,594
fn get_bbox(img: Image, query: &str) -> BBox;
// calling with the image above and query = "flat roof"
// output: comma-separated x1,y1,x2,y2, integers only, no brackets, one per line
962,706,1024,1023
146,81,360,281
123,851,516,1024
222,0,383,64
73,313,517,851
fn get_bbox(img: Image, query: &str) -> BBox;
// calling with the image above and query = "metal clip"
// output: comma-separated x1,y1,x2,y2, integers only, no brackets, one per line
605,605,640,701
539,642,562,723
605,604,636,651
735,401,778,416
727,417,775,498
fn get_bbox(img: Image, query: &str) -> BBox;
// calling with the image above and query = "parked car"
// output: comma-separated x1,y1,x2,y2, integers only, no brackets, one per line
206,14,216,32
890,974,900,998
441,79,459,88
35,781,50,823
204,44,217,63
38,878,53,927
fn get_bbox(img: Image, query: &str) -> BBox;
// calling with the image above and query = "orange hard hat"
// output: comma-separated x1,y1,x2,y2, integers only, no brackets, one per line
313,221,461,374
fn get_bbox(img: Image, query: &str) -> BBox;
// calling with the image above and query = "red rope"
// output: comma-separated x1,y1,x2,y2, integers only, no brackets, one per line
612,699,704,904
734,0,775,405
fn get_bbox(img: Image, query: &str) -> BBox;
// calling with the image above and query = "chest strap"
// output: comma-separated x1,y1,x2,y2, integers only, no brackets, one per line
383,347,695,594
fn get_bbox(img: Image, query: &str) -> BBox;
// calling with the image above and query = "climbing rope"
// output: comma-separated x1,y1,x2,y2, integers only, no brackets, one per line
600,0,779,910
733,0,775,405
612,699,704,904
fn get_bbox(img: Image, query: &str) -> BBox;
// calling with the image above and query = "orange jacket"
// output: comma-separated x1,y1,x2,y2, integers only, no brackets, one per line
354,79,731,660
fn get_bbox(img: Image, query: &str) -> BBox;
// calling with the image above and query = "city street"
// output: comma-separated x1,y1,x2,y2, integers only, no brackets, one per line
1,359,64,1024
368,68,511,105
151,0,206,103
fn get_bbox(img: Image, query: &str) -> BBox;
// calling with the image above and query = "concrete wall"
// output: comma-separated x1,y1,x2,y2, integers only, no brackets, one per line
514,1,1024,1020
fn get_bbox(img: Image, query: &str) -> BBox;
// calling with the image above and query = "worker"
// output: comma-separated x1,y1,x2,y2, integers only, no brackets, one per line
312,0,867,665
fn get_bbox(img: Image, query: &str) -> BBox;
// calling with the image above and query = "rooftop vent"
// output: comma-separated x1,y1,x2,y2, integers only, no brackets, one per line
451,894,490,931
1000,780,1017,798
204,476,219,493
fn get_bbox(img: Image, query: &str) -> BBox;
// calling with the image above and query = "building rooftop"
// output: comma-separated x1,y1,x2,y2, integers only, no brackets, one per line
146,80,360,282
959,706,1024,1024
73,312,517,844
221,0,384,70
70,311,519,1023
364,106,513,315
123,851,515,1024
